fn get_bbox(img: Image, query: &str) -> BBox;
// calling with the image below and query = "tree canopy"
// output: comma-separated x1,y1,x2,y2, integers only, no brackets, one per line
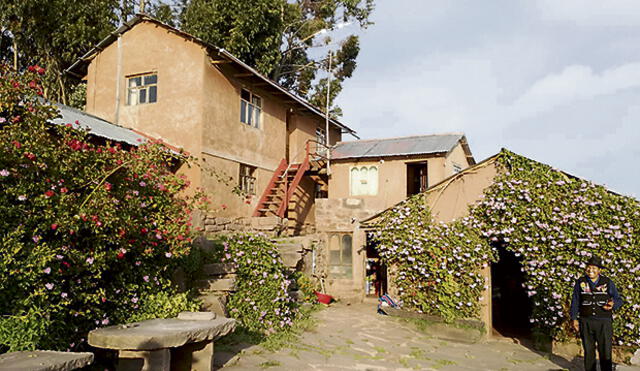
179,0,374,116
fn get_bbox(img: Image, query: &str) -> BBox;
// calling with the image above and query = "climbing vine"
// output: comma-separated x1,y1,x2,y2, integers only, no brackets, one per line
372,150,640,347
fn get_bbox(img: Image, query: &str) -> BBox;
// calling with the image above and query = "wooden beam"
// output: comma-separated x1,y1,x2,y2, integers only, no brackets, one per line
234,73,253,77
210,59,231,64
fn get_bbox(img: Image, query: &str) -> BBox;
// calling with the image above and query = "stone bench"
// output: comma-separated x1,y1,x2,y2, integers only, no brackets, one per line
88,312,236,371
0,350,93,371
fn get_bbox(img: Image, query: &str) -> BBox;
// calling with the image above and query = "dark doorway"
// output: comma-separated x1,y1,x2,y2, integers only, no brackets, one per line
491,242,533,338
406,162,428,197
365,234,387,297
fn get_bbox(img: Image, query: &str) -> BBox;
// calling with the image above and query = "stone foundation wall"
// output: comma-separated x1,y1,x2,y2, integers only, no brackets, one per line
203,215,286,237
315,198,381,232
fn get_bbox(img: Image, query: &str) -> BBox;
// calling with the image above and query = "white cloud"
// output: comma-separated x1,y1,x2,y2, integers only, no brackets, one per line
534,0,640,26
511,63,640,120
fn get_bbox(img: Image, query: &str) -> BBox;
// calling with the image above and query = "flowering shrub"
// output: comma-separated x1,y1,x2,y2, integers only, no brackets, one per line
371,149,640,347
219,234,299,335
370,195,495,322
0,64,200,351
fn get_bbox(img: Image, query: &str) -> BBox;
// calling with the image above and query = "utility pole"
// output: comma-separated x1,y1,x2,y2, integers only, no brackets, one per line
325,51,332,176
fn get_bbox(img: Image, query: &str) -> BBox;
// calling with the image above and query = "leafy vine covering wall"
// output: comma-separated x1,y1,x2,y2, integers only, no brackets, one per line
371,150,639,347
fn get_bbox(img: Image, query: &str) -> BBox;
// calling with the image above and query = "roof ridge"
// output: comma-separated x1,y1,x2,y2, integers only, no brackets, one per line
336,132,464,145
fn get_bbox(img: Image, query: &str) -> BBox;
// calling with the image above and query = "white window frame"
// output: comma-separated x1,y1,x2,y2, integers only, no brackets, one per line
127,73,157,105
240,88,262,128
350,165,379,196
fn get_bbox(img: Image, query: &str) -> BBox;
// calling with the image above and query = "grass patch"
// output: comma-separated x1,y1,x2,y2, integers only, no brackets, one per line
259,360,281,368
217,303,323,353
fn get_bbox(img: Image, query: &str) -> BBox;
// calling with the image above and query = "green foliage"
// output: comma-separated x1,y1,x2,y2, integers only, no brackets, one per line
179,0,374,115
292,271,320,303
373,149,640,347
126,291,200,323
220,234,299,335
371,195,495,323
0,65,201,351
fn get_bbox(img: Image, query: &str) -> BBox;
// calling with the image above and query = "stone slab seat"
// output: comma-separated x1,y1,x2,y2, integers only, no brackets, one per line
88,315,236,371
88,317,236,350
0,350,93,371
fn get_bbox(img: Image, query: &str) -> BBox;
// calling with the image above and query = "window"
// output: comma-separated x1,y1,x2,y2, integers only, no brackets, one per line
329,233,352,278
127,73,157,105
240,89,262,128
239,164,256,195
315,127,327,157
452,162,463,174
350,165,378,196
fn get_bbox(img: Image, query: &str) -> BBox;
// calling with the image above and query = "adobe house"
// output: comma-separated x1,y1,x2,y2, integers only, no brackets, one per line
359,149,639,353
65,14,358,235
314,134,475,300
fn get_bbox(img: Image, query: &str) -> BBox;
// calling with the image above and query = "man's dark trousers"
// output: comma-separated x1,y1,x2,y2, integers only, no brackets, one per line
579,317,613,371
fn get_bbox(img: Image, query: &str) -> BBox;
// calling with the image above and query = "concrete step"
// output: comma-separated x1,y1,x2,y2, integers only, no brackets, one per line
199,294,229,318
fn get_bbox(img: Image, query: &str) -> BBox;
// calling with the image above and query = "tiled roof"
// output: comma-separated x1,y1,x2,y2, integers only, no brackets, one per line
331,134,464,160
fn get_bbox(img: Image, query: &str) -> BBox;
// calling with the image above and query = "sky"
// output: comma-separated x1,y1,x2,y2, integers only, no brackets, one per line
335,0,640,197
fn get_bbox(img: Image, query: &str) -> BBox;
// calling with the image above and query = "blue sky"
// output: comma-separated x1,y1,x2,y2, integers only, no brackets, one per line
336,0,640,197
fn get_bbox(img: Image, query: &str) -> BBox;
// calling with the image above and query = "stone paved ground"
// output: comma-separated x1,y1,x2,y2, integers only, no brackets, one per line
217,301,640,371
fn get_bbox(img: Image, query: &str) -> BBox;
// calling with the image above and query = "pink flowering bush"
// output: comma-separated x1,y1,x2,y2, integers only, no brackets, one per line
218,234,299,335
372,149,640,348
0,64,200,351
370,195,495,322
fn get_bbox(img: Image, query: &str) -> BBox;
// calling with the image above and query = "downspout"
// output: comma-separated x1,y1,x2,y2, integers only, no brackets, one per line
114,35,122,125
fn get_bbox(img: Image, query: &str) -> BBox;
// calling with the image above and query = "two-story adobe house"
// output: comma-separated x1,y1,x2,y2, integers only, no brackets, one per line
66,14,477,301
66,14,357,234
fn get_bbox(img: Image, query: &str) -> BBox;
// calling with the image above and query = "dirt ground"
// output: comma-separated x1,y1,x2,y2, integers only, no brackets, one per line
216,300,639,371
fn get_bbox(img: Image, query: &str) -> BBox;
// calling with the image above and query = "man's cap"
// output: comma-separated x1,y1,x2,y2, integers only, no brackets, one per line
586,256,605,269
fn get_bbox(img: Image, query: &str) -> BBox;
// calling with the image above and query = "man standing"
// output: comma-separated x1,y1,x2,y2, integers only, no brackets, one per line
570,256,623,371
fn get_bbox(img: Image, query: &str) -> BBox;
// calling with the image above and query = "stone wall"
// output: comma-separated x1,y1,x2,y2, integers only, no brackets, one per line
315,198,381,232
203,215,286,237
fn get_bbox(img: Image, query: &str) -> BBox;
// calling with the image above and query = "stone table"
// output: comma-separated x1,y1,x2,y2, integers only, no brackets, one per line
0,350,93,371
88,313,236,371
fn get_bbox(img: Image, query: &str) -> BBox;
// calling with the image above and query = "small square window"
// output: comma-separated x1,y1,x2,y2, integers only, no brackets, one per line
240,89,262,128
127,73,157,105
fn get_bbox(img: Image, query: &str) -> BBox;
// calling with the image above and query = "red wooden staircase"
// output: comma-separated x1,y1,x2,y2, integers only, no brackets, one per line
253,143,312,218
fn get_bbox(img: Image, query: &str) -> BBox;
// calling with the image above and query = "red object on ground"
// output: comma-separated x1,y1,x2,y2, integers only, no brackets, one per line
314,291,333,304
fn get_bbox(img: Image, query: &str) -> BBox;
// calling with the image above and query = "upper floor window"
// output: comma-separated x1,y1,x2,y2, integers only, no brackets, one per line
315,127,327,157
240,89,261,128
239,163,256,195
452,162,463,174
127,73,157,105
350,165,378,196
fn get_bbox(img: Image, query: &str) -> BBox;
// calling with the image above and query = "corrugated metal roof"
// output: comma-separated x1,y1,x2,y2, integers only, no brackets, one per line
332,134,464,160
50,103,147,146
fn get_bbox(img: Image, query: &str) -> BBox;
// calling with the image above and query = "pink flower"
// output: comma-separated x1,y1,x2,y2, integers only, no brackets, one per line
45,283,54,290
61,292,68,298
143,275,149,282
0,169,9,176
43,267,51,274
86,257,94,265
165,252,172,258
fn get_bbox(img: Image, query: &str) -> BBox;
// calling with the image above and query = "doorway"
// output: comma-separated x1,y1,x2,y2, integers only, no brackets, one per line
365,234,387,297
406,162,428,196
491,242,533,338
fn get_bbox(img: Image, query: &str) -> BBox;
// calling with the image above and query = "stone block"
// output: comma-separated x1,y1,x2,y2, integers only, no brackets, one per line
118,349,170,371
280,252,301,268
197,278,236,292
344,198,363,207
215,217,230,225
0,351,94,371
631,349,640,366
171,340,214,371
199,295,229,317
177,312,216,321
202,263,235,276
205,225,224,233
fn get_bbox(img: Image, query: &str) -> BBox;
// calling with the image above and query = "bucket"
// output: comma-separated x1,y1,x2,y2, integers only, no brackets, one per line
314,291,333,304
